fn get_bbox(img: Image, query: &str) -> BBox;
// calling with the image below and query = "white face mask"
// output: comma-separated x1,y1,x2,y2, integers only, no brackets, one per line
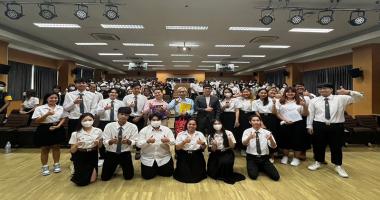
213,124,222,131
151,120,161,128
81,120,94,128
224,92,232,98
69,87,75,91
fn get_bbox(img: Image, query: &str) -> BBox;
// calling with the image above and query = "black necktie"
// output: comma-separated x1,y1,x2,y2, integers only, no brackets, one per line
110,100,115,121
116,127,123,154
324,97,331,120
79,93,84,114
255,131,261,155
134,95,138,113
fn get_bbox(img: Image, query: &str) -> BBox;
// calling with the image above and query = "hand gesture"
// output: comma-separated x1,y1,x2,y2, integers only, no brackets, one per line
122,136,131,145
104,104,112,110
74,97,82,104
250,131,257,139
46,109,55,116
161,135,170,144
183,136,191,144
303,90,310,97
300,99,306,106
307,128,314,135
205,106,213,112
197,138,205,145
336,86,350,95
147,135,156,144
109,137,118,145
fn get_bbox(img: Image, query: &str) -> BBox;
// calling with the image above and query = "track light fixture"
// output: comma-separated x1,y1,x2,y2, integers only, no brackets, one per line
103,4,119,20
318,10,334,25
260,8,275,25
289,9,304,25
4,2,24,20
74,4,89,20
348,10,367,26
39,3,57,20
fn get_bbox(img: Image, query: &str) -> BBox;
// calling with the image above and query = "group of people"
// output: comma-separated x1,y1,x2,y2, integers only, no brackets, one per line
8,77,363,186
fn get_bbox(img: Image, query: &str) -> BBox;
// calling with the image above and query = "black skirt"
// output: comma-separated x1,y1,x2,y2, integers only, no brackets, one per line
260,113,279,139
71,150,98,186
236,111,255,149
207,149,245,184
173,150,207,183
220,112,236,132
34,123,66,147
278,120,309,151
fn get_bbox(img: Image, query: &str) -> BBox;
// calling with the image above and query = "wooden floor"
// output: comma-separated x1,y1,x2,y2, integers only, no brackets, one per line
1,146,380,200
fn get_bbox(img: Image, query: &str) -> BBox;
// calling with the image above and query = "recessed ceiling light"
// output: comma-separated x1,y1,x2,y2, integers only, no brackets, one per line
172,61,192,63
144,60,162,63
289,28,334,33
135,53,159,56
148,65,164,67
98,53,123,56
197,65,214,68
169,43,199,47
230,61,250,64
112,60,131,62
151,68,165,70
202,61,220,63
259,45,290,48
173,65,190,68
207,55,231,57
171,54,194,57
215,44,245,48
228,27,271,31
166,26,208,30
75,43,108,46
101,24,144,29
123,43,154,47
242,55,266,58
33,23,81,28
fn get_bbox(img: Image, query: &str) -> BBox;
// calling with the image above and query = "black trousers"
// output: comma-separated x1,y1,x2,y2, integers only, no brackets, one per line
71,150,98,186
313,121,344,165
67,119,80,143
97,121,113,159
246,154,280,181
128,116,145,152
196,115,212,136
101,151,134,181
141,158,174,180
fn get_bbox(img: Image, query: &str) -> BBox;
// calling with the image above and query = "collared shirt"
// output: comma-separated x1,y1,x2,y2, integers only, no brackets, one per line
97,98,125,121
220,98,241,112
238,97,254,112
208,130,236,150
32,104,64,123
143,98,169,118
93,91,104,105
242,127,276,156
23,97,39,109
275,100,304,122
175,130,207,151
307,91,363,128
63,90,97,119
123,94,148,117
168,97,194,116
102,121,138,153
69,127,102,149
252,98,275,114
136,125,175,167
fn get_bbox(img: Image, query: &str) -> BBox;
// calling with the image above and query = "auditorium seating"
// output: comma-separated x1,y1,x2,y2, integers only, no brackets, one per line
355,115,380,144
0,111,30,147
344,114,375,145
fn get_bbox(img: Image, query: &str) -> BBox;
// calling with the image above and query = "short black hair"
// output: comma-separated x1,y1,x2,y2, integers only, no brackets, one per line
149,113,162,121
74,78,87,84
203,83,212,89
118,107,131,115
131,82,141,88
317,83,334,89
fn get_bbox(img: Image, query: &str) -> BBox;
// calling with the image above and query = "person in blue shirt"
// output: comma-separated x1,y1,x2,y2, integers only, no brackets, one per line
168,87,194,136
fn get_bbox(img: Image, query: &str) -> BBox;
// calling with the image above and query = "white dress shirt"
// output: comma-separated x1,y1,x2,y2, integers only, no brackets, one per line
175,131,207,151
93,91,104,105
23,97,39,109
102,121,139,153
238,98,254,112
307,91,363,128
97,98,125,121
63,90,97,119
32,104,64,123
136,125,175,167
220,98,241,112
252,98,275,114
242,128,276,156
276,100,304,122
208,130,236,150
123,94,148,117
69,127,102,149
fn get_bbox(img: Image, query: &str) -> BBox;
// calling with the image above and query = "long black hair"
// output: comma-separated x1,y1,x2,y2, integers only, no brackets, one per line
222,88,233,101
184,118,197,131
75,113,95,132
209,119,229,148
42,92,59,104
256,88,269,106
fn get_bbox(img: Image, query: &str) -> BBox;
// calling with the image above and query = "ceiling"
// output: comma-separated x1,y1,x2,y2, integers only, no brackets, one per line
0,0,379,74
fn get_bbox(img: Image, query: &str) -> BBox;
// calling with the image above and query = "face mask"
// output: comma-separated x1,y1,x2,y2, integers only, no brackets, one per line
213,124,222,131
86,87,90,91
81,120,94,128
224,93,232,97
69,87,75,91
151,120,161,128
120,87,126,90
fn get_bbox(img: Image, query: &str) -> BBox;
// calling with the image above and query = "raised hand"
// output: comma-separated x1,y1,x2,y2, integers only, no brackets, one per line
147,135,156,144
197,138,205,145
161,135,170,144
336,86,350,95
74,97,82,104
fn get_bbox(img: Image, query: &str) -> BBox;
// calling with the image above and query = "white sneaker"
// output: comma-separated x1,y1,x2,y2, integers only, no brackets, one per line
240,150,247,157
335,166,349,178
308,161,321,171
269,158,275,164
280,156,288,165
290,158,301,166
41,165,50,176
53,163,61,173
98,159,104,167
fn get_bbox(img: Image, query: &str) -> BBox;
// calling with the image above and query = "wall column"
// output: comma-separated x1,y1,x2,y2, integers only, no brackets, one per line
57,60,76,89
0,40,9,86
285,63,302,86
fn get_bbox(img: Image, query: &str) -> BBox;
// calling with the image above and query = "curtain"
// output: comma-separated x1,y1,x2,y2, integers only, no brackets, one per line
8,61,32,100
265,69,286,86
82,68,94,81
303,65,353,94
34,66,57,98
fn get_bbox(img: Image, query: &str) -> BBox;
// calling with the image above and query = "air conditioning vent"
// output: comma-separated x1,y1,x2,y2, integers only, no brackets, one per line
90,33,120,41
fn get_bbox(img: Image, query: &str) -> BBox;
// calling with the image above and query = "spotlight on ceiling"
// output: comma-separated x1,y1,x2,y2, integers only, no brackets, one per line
103,4,119,20
74,4,89,20
4,2,24,20
289,9,304,25
318,10,334,25
260,8,275,25
38,3,57,20
349,10,367,26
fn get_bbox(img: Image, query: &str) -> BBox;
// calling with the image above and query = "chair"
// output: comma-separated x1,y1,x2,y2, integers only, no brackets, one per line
0,113,30,147
344,114,373,146
15,119,40,148
355,115,380,144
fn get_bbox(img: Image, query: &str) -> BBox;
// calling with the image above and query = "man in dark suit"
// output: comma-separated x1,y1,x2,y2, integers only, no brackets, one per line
194,84,221,136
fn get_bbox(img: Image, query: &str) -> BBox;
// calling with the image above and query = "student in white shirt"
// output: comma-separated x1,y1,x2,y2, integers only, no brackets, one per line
237,88,255,156
220,88,240,133
20,89,40,125
137,114,175,180
69,113,102,186
32,93,66,176
89,83,104,105
101,107,138,181
242,115,280,181
307,83,363,178
207,119,245,184
174,119,207,183
275,87,308,167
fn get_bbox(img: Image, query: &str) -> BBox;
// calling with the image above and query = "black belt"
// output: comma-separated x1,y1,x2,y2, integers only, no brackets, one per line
260,113,273,116
314,121,343,126
77,147,97,152
40,122,59,126
183,149,201,154
248,154,269,158
241,110,253,114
